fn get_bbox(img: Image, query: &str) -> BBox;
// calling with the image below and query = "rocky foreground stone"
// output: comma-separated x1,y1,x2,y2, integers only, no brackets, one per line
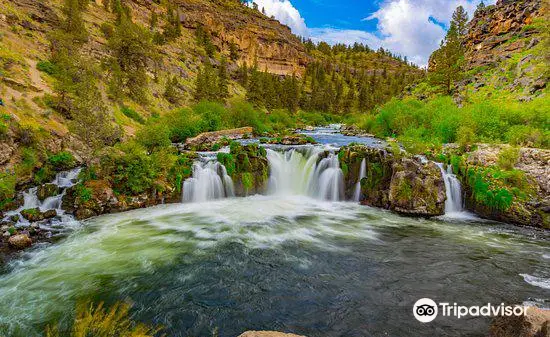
489,306,550,337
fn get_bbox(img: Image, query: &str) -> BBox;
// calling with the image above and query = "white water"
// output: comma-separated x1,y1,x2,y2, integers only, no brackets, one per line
2,168,81,228
353,158,367,202
267,148,344,201
182,161,235,203
437,163,464,215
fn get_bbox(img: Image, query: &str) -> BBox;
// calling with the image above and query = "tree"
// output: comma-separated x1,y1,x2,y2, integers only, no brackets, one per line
229,41,239,61
164,76,181,104
428,22,464,94
107,13,157,103
194,60,218,101
452,6,469,39
217,56,229,100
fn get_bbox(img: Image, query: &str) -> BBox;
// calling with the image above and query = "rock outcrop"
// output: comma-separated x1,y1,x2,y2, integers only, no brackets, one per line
339,145,446,216
464,0,543,70
489,306,550,337
453,144,550,228
184,127,254,151
20,208,57,222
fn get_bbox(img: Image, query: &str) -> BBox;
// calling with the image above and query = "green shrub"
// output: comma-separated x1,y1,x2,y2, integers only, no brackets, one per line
36,60,58,75
0,171,16,203
75,184,92,203
193,101,224,132
497,147,520,170
136,123,171,152
48,151,75,171
101,142,159,195
120,106,145,124
164,108,202,142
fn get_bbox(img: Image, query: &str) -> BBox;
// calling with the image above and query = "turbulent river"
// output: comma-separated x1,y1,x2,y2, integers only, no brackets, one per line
0,126,548,337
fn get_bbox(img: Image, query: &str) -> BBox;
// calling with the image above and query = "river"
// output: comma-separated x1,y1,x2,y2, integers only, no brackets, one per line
0,126,548,337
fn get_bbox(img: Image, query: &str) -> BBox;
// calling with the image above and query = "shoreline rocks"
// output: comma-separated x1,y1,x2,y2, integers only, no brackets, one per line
238,332,307,337
489,306,550,337
183,127,254,151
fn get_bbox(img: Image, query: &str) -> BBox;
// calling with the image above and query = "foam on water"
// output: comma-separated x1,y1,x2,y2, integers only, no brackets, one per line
520,274,550,290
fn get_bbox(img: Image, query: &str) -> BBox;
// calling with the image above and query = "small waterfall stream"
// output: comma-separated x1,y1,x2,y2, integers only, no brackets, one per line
437,163,464,214
353,158,367,202
182,161,235,203
2,168,81,228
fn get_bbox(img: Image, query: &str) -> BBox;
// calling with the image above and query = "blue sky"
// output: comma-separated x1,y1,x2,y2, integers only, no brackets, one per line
250,0,494,66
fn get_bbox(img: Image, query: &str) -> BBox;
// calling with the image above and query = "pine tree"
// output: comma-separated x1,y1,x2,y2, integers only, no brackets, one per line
217,56,229,100
229,41,239,61
452,6,469,39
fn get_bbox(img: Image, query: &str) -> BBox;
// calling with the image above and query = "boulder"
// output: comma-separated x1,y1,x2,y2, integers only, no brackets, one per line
20,208,57,222
184,127,254,150
389,158,446,216
8,234,32,249
238,332,307,337
489,307,550,337
37,183,61,201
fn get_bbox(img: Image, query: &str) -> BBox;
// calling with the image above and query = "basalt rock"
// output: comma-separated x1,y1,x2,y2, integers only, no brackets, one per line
36,183,61,201
221,144,269,197
459,144,550,228
20,208,57,222
489,306,550,337
8,234,32,250
464,0,543,71
184,127,254,151
389,158,446,216
339,145,446,216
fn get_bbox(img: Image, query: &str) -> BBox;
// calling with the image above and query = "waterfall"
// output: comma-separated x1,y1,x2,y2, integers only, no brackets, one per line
2,168,81,226
353,158,367,202
437,163,463,214
266,148,344,201
182,161,235,203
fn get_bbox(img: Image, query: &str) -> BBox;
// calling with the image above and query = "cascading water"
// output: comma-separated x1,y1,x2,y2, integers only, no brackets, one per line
182,161,235,203
437,163,463,214
266,147,344,201
1,168,81,228
353,158,367,202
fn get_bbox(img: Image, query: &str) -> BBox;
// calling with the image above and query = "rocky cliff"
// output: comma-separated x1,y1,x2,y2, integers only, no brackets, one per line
464,0,543,70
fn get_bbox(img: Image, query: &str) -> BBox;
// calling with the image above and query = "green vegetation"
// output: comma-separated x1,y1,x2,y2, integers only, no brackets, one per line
0,171,17,207
352,95,549,152
45,301,160,337
120,106,145,124
48,151,75,171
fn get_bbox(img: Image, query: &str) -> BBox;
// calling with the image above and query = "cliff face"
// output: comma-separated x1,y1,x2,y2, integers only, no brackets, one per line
178,0,309,75
464,0,543,70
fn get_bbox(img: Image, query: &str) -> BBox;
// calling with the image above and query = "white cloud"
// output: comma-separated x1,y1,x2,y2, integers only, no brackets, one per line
308,28,382,49
363,0,496,66
251,0,308,37
252,0,496,67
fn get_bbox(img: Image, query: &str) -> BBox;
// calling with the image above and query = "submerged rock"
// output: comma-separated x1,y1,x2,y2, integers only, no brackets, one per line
8,234,32,249
489,306,550,337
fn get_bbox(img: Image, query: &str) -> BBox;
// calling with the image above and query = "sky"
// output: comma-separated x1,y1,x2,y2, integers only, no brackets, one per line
250,0,495,67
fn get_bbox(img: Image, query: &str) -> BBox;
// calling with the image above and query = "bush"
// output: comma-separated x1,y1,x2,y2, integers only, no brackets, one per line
0,171,16,203
120,106,145,124
497,147,520,170
36,60,58,75
101,142,159,195
193,100,224,132
48,151,75,171
164,108,202,142
136,123,171,152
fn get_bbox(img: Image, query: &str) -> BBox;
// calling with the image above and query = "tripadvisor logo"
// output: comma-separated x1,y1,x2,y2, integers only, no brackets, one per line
413,298,527,323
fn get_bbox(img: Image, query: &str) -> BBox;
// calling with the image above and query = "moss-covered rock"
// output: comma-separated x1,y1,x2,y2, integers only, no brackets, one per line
389,158,446,216
36,183,61,201
218,143,269,196
339,145,446,216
